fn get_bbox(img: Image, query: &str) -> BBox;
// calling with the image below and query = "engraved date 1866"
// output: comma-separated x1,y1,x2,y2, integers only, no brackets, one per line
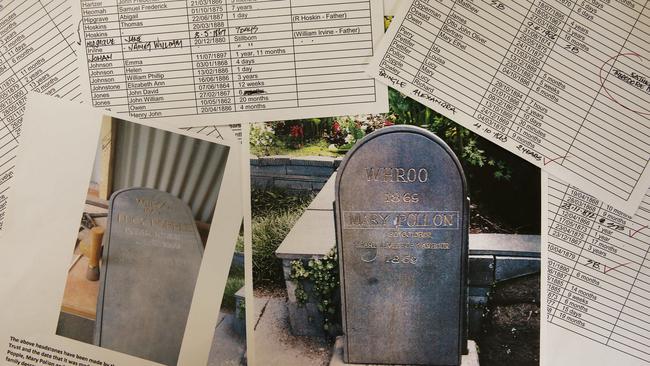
385,254,417,264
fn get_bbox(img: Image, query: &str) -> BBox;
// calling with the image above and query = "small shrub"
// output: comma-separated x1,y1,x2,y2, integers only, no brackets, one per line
324,114,396,150
250,123,283,156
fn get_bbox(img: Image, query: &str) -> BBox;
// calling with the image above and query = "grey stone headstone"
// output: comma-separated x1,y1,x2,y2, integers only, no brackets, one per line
95,188,203,366
335,126,469,365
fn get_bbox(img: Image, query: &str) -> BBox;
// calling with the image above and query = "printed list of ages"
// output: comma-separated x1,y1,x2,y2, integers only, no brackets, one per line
79,0,387,126
547,177,650,363
0,0,81,231
368,0,650,213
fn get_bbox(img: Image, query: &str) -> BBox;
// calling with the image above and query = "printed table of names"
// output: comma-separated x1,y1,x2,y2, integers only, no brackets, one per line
368,0,650,213
77,0,388,127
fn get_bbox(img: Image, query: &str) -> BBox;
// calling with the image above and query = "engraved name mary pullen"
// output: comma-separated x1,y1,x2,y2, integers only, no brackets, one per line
335,126,469,366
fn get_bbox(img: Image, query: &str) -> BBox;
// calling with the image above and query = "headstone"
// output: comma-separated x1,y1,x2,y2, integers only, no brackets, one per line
95,188,204,366
335,125,469,365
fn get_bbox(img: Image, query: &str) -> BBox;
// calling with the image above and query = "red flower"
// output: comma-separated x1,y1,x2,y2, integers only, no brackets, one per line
384,120,394,126
332,121,341,133
290,125,304,138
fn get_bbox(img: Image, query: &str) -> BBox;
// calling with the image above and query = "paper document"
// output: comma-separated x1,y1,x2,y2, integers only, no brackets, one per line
384,0,402,15
544,175,650,365
73,0,388,128
0,93,243,366
0,0,242,234
0,0,82,231
367,0,650,214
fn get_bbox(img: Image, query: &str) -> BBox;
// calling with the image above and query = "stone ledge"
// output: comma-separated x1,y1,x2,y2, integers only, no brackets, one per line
289,156,337,167
257,156,291,166
252,155,339,166
286,164,334,177
329,337,480,366
469,234,540,257
307,172,336,211
273,174,330,184
251,156,339,193
276,209,336,259
495,256,541,282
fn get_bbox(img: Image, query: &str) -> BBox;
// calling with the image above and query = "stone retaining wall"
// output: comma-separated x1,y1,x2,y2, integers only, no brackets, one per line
251,156,342,192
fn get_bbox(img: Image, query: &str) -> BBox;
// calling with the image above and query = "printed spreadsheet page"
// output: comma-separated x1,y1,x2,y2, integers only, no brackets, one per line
543,173,650,365
367,0,650,215
72,0,389,128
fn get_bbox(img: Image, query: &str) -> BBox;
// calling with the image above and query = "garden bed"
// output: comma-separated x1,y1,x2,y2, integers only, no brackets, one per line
477,275,540,366
252,188,314,288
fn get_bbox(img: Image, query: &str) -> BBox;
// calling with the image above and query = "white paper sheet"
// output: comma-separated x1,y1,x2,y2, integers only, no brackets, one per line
0,0,82,231
367,0,650,214
543,174,650,365
384,0,402,15
0,92,243,366
72,0,389,128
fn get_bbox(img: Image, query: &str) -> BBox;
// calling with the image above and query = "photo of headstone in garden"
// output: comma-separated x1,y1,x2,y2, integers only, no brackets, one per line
55,117,246,366
250,94,541,366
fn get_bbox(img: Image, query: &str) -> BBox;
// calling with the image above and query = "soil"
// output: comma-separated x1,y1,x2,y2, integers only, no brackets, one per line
254,287,287,299
470,203,527,234
477,275,540,366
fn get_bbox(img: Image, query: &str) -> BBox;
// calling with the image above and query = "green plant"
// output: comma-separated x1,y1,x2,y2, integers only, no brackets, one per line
389,88,513,181
235,233,244,252
252,189,312,287
222,266,245,311
250,123,281,156
251,188,313,216
325,114,396,150
289,247,340,332
384,16,393,30
237,299,246,320
294,286,309,305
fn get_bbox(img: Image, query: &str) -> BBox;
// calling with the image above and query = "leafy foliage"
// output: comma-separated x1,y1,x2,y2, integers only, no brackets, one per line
252,189,312,287
389,88,513,180
388,89,540,232
289,247,340,333
250,123,280,156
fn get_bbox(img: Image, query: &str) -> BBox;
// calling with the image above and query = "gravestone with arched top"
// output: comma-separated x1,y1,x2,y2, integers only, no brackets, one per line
335,125,469,365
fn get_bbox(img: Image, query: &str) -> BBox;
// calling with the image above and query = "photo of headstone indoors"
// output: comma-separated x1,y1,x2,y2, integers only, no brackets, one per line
249,110,541,365
55,117,244,366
